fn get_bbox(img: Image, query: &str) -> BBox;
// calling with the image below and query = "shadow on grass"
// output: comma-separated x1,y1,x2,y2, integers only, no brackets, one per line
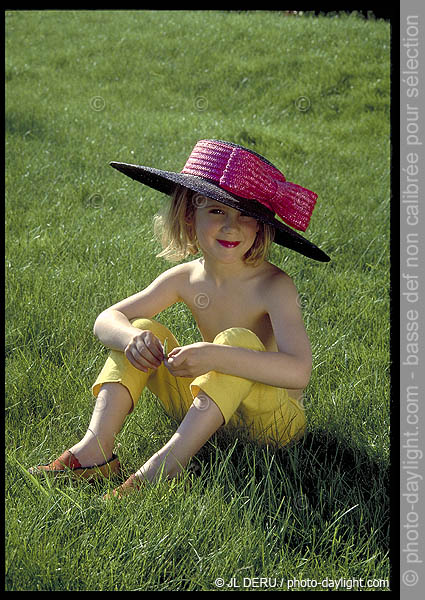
194,427,390,551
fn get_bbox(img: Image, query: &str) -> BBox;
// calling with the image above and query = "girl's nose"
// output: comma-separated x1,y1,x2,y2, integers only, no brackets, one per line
222,213,239,230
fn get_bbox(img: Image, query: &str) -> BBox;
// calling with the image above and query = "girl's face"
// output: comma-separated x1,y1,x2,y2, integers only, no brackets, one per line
193,197,259,264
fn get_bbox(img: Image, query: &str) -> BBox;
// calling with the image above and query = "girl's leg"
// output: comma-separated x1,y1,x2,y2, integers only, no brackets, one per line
69,382,133,467
190,327,305,445
136,391,224,481
70,317,194,474
108,391,224,496
106,328,264,496
30,319,186,476
77,318,184,468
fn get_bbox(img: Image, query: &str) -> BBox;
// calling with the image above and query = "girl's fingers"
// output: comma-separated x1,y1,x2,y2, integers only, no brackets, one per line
146,336,166,362
167,347,182,360
136,340,163,367
127,343,160,370
165,353,187,376
152,339,166,361
165,362,182,377
125,349,148,372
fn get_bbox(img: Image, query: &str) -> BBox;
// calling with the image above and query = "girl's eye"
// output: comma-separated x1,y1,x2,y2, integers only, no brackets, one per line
209,209,224,214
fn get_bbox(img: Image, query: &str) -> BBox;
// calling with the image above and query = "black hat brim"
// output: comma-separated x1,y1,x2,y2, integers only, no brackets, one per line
110,161,331,262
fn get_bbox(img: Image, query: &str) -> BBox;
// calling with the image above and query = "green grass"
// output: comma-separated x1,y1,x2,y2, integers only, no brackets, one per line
6,10,391,591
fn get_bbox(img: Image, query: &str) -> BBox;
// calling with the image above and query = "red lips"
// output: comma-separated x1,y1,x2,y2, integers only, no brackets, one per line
217,239,241,248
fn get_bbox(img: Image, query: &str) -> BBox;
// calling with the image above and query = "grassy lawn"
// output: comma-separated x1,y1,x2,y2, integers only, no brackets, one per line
6,10,391,591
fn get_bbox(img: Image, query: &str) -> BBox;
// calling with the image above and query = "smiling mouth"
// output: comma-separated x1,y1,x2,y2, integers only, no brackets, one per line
217,239,241,248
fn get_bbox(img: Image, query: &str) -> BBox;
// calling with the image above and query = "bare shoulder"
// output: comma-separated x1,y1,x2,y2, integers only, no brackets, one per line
155,259,205,301
105,261,197,319
153,260,194,286
258,262,298,302
162,259,198,282
254,263,304,324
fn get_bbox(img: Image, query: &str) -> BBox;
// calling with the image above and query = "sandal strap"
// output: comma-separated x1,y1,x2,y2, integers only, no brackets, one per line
48,450,82,471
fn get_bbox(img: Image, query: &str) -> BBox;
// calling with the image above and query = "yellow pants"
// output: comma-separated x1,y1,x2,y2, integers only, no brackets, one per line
92,318,306,447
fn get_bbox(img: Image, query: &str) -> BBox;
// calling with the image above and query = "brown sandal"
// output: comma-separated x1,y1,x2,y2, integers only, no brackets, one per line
29,450,121,481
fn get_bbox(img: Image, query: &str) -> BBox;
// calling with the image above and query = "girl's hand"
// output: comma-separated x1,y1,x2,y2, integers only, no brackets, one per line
124,330,164,372
165,342,215,378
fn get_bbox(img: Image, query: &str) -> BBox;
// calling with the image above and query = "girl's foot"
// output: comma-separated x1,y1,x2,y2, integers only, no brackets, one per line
68,439,115,472
29,449,121,480
103,473,144,499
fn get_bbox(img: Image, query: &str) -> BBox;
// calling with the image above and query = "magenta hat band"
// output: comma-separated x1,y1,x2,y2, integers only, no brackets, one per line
181,139,317,232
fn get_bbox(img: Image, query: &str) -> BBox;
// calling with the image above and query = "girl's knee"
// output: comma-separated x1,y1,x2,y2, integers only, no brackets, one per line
130,317,158,330
212,327,265,351
130,318,173,344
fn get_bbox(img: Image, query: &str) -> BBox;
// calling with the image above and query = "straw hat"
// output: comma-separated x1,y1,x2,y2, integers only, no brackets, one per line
110,139,330,262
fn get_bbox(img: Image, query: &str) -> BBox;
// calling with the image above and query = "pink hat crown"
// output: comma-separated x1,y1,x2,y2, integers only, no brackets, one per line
182,139,317,232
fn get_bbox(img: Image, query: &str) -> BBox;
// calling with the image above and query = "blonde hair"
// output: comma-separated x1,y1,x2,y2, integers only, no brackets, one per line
154,185,275,265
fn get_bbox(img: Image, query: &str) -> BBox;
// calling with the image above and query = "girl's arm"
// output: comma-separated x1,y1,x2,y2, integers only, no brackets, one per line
214,274,311,388
208,344,310,390
166,273,312,390
93,263,187,355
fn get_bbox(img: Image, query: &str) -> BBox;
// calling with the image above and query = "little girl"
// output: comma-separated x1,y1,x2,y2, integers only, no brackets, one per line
30,139,330,497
